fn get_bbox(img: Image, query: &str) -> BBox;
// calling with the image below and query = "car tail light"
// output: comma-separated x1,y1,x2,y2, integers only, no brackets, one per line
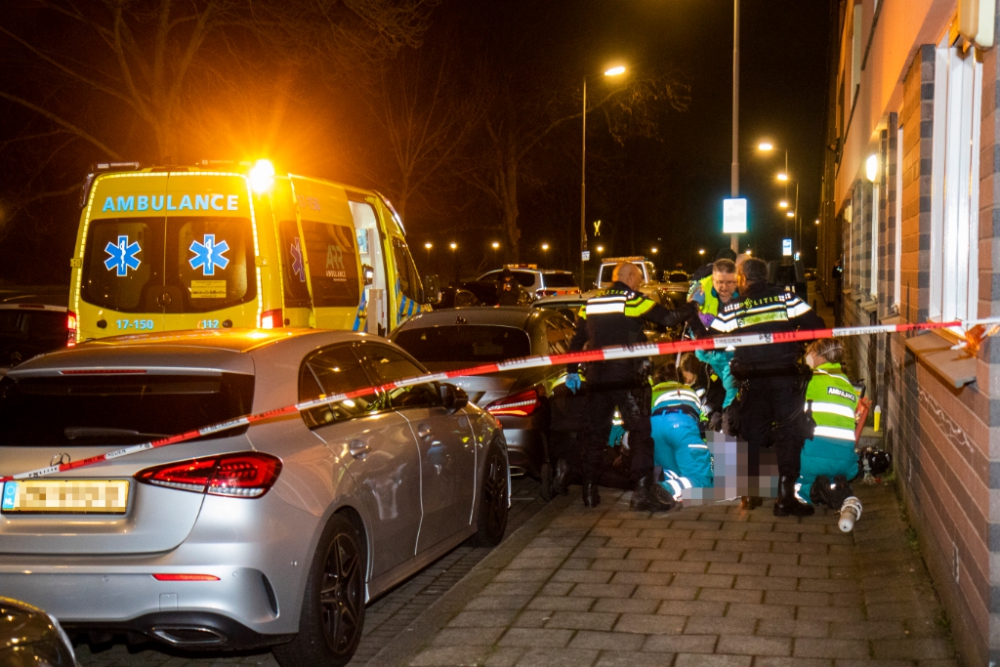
67,311,77,347
135,452,282,498
259,309,283,329
485,387,541,417
152,574,220,582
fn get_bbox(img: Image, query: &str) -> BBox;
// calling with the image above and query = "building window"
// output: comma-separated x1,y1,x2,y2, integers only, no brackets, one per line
870,182,879,298
929,41,981,325
894,125,903,312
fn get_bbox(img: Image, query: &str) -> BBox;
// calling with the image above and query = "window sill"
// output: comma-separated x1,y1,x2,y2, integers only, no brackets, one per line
904,330,977,388
860,299,878,313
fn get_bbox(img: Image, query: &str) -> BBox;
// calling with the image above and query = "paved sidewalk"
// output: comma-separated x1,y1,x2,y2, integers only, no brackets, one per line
392,482,957,667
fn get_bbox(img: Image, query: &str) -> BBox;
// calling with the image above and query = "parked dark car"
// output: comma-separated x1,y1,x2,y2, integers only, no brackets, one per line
0,287,73,370
0,597,79,667
434,281,534,309
390,307,575,491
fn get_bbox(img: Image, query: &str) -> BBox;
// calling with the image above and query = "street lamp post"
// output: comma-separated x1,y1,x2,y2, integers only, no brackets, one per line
492,241,500,268
730,0,740,254
424,241,432,267
450,242,458,283
581,65,627,289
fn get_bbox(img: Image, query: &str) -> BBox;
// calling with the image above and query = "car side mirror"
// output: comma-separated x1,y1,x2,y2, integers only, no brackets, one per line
439,383,468,413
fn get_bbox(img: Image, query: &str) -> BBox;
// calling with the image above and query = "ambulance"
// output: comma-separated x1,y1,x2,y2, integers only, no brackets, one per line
69,160,430,342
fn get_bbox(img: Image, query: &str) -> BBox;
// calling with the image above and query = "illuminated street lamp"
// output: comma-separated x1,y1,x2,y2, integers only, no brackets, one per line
698,249,706,256
582,64,627,286
491,241,500,267
786,210,795,219
651,246,658,255
758,138,799,252
596,245,604,254
450,242,458,282
424,241,432,265
542,242,550,251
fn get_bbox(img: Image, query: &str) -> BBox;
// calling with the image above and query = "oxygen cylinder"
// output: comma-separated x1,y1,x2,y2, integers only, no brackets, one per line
838,496,863,532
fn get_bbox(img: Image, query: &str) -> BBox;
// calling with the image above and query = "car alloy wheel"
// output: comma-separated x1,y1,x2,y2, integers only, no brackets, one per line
320,531,363,654
472,439,509,546
273,514,366,667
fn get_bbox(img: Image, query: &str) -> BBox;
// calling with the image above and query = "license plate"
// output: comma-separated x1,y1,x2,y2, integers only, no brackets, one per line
1,480,130,514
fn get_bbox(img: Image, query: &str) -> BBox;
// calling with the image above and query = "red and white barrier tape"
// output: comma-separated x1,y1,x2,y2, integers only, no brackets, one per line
0,318,980,482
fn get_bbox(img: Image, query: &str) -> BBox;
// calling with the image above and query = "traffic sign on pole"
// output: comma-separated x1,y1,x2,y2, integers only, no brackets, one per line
723,198,747,234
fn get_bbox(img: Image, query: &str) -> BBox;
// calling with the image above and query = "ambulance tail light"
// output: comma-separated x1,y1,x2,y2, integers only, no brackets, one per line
66,311,77,347
486,387,541,417
259,309,283,329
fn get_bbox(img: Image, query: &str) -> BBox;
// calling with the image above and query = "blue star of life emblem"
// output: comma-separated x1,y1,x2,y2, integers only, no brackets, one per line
290,236,305,282
189,234,230,276
104,235,142,276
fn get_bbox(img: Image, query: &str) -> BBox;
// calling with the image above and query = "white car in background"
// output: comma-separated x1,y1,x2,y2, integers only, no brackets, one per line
478,266,580,299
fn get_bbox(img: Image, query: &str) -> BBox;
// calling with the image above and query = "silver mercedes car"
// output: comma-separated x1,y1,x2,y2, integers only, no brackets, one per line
0,329,509,666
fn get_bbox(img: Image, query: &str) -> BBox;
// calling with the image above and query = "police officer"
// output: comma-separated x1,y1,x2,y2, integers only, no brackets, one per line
709,257,826,517
566,262,703,510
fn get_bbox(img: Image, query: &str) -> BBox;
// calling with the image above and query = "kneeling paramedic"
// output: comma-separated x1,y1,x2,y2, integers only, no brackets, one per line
709,258,826,517
796,339,860,509
650,364,714,505
566,262,703,511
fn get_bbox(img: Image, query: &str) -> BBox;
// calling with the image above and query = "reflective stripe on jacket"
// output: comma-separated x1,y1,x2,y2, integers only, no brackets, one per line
805,362,858,442
651,381,705,420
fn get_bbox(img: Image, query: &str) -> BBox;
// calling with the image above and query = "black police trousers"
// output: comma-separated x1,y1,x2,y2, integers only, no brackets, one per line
581,379,654,486
738,374,807,480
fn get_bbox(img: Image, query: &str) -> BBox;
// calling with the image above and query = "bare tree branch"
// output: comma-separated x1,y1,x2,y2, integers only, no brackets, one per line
0,92,122,159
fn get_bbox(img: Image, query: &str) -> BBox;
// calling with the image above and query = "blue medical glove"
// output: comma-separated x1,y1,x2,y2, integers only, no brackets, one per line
566,373,582,394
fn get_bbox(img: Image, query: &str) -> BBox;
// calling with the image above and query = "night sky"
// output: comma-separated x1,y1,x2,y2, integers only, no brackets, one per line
0,0,832,284
567,0,834,266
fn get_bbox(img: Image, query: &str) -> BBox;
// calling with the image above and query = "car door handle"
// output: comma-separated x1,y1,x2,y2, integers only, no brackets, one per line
348,439,369,459
417,424,433,440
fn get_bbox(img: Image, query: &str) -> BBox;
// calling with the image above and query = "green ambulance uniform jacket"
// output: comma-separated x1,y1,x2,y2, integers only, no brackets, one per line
797,362,860,501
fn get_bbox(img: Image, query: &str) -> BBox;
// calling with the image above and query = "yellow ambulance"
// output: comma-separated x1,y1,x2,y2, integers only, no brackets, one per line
69,160,430,341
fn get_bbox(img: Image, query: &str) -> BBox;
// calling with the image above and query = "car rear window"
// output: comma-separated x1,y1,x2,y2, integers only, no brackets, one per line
598,266,616,285
394,325,531,363
542,273,577,288
0,373,254,446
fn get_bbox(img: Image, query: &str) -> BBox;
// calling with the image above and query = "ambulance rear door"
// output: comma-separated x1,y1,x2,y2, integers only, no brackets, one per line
76,174,170,339
160,173,260,332
290,178,361,331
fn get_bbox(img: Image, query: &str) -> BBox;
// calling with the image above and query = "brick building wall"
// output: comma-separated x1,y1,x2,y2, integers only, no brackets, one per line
863,41,997,667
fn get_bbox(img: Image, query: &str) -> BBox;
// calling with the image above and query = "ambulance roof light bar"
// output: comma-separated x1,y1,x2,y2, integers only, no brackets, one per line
91,161,142,172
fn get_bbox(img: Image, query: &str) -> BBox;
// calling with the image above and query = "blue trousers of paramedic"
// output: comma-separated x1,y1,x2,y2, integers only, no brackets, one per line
796,435,858,504
651,412,713,499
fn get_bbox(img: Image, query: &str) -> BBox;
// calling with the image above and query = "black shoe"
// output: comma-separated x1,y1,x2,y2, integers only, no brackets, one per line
551,458,570,496
630,476,675,512
773,475,814,517
582,481,601,508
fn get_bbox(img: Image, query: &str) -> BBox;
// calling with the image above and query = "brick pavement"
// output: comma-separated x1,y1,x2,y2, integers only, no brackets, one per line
396,481,958,667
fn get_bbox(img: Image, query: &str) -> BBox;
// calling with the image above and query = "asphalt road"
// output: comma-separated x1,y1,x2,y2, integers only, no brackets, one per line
73,475,548,667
